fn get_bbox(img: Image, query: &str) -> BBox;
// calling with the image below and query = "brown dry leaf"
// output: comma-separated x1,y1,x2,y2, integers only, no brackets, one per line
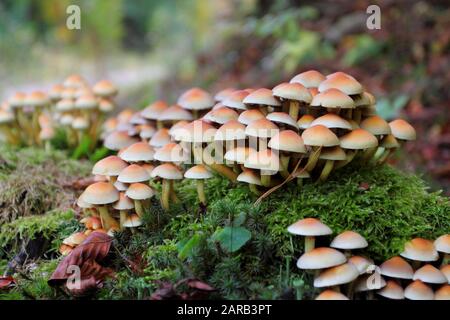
184,279,215,292
49,231,114,296
0,276,15,290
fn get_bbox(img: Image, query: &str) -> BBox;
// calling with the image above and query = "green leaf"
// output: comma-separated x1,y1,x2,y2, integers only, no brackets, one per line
71,135,92,159
232,212,247,227
177,234,202,259
212,226,252,253
90,146,112,162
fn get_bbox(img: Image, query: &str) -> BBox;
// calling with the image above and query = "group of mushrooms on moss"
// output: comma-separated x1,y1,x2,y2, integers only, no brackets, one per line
288,218,450,300
0,75,117,150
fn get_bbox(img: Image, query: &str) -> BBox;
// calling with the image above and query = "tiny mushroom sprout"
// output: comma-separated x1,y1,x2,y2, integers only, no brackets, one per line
92,155,128,183
314,263,359,291
81,182,120,231
287,217,332,252
297,247,347,270
434,285,450,300
125,183,155,218
404,280,434,300
337,128,378,168
119,141,155,164
151,163,183,211
434,234,450,265
184,164,213,204
376,280,405,300
272,82,312,120
301,125,340,173
400,238,439,266
290,70,326,88
237,169,262,195
379,256,414,280
177,87,214,119
268,130,306,178
315,290,349,300
243,88,281,115
244,149,280,187
113,192,134,229
330,231,368,256
413,264,447,284
141,100,169,129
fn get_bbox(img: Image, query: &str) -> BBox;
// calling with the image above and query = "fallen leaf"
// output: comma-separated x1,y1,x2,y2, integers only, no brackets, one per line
0,276,15,290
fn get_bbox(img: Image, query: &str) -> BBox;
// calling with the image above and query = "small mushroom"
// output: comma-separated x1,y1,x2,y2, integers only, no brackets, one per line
92,155,128,184
336,128,378,169
141,100,169,129
314,263,359,292
150,163,183,211
268,130,306,178
125,183,155,218
434,234,450,265
287,218,332,253
413,264,447,284
237,168,262,195
434,285,450,300
297,247,347,270
244,149,279,187
404,280,434,300
177,87,214,119
243,88,281,116
379,256,414,280
400,238,439,268
113,192,135,229
184,164,213,205
376,280,404,300
330,231,368,257
272,82,312,120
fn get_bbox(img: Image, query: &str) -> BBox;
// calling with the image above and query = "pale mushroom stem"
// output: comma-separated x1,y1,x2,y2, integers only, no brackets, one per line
249,184,261,195
370,146,386,165
119,210,127,230
378,148,396,164
197,179,206,204
318,160,334,181
305,236,315,253
202,148,238,181
362,146,378,162
161,179,170,211
169,180,179,202
280,154,290,179
98,205,119,230
305,146,322,172
288,101,300,121
134,200,145,217
335,150,357,169
260,173,271,188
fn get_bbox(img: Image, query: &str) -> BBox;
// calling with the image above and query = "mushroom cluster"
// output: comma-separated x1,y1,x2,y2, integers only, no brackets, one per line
288,218,449,300
1,75,117,151
100,71,416,201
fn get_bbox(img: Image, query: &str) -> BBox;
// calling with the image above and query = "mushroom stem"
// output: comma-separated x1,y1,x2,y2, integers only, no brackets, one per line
261,174,271,188
361,146,378,162
208,163,238,181
379,148,396,164
305,146,322,172
370,146,386,165
134,200,145,217
335,150,357,169
161,179,170,211
98,205,119,230
280,154,290,178
288,101,300,121
119,210,127,230
304,236,315,253
169,180,179,202
193,143,203,164
196,179,206,204
318,160,334,181
249,184,261,195
156,120,164,129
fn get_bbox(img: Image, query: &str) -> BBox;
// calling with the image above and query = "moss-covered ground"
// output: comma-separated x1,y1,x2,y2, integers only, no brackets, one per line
0,146,448,300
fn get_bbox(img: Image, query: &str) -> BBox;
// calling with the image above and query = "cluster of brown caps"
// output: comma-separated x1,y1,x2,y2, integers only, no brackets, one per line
59,216,104,256
288,218,450,300
0,74,117,150
101,70,416,200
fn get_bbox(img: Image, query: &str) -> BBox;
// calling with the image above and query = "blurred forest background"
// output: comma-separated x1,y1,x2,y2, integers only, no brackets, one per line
0,0,449,193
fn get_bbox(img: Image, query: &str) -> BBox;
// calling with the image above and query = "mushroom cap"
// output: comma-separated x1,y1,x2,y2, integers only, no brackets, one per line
377,280,405,299
56,99,75,112
8,92,27,107
222,90,249,110
92,155,128,177
435,285,450,300
404,280,434,300
348,255,374,274
318,146,347,161
355,273,387,292
244,149,280,173
60,114,74,126
25,91,49,106
129,113,147,125
75,94,98,110
287,217,332,236
413,264,447,284
113,180,128,192
63,74,86,88
49,84,65,100
245,118,279,139
122,214,142,228
184,164,213,180
149,128,171,148
389,119,416,141
98,99,115,113
318,73,363,95
330,231,368,250
339,129,378,150
77,194,93,209
141,100,169,120
314,263,359,288
315,290,349,300
311,114,352,130
176,120,217,143
215,120,246,141
117,164,151,183
120,142,155,162
93,80,118,97
354,91,373,107
237,169,262,186
214,88,236,102
82,182,119,205
290,70,325,88
39,127,55,141
379,256,414,279
138,124,157,140
117,109,134,123
297,114,315,129
104,131,139,151
440,265,450,283
158,105,193,122
126,183,155,200
243,88,281,107
178,88,214,110
237,109,265,125
266,112,299,129
69,232,88,245
301,125,340,147
113,193,134,210
72,116,89,130
169,121,190,138
203,106,238,124
380,134,400,149
224,147,255,164
297,247,347,270
268,130,306,153
311,89,355,109
400,238,439,262
434,234,450,254
150,163,183,180
360,115,391,135
154,142,187,162
272,82,312,103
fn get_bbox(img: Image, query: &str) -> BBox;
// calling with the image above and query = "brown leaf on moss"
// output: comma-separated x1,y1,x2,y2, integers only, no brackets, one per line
0,276,15,290
48,231,114,296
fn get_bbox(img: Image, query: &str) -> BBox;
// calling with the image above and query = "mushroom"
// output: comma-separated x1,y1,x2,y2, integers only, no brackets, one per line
113,192,135,229
122,214,143,230
319,73,364,110
177,87,214,119
287,217,332,253
93,80,118,99
404,280,434,300
315,290,349,300
359,115,391,161
435,234,450,265
125,183,155,218
237,169,262,195
119,141,155,164
243,88,281,115
290,70,326,89
214,88,236,102
316,146,347,181
314,263,359,292
104,131,139,151
150,163,183,211
336,128,378,169
39,126,55,152
214,120,247,168
149,128,172,149
158,105,193,127
72,116,89,145
379,256,414,280
297,247,347,270
310,88,355,118
383,119,416,163
92,155,128,184
266,112,299,131
141,100,169,129
400,238,439,268
330,231,368,257
372,134,399,165
413,264,447,285
237,109,265,125
184,164,213,205
435,285,450,300
376,280,405,300
268,130,306,178
244,149,280,187
440,264,450,283
222,90,249,111
117,164,151,186
245,118,279,152
81,182,120,230
203,106,239,126
354,273,386,296
310,113,352,136
297,114,315,133
272,82,312,120
224,146,255,174
348,255,374,275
